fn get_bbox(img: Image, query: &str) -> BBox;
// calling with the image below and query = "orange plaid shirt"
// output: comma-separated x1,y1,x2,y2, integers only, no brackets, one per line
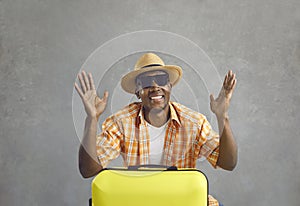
96,101,220,205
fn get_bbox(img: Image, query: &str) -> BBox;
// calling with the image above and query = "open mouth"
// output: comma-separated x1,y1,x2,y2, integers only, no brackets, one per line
150,95,163,100
149,95,164,102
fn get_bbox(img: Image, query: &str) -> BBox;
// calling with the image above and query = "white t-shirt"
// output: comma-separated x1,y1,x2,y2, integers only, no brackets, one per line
147,121,168,164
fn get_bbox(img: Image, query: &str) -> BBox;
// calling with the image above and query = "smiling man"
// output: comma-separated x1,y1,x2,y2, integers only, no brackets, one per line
75,53,237,206
135,70,171,126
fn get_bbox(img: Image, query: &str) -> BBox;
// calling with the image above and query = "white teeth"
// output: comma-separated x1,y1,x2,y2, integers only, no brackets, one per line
150,96,163,100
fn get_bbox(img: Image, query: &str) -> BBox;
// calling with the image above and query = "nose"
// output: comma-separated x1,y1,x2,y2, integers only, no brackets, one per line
148,80,162,92
151,80,159,87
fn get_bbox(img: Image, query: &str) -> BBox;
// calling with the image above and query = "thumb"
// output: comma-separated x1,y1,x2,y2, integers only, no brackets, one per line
102,91,109,103
210,94,215,102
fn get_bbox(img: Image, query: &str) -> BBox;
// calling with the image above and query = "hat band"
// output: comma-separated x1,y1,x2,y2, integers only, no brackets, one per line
141,64,163,69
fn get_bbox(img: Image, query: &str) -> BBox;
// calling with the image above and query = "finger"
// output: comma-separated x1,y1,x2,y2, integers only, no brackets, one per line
210,94,215,102
228,70,233,78
223,73,228,87
225,71,235,88
230,79,237,91
228,70,235,82
74,82,84,99
82,70,90,91
102,91,109,103
78,73,87,93
97,91,109,103
229,73,236,87
89,73,96,90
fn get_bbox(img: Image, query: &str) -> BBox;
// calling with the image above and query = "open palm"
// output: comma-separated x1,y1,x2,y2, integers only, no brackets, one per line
210,70,236,118
75,70,108,119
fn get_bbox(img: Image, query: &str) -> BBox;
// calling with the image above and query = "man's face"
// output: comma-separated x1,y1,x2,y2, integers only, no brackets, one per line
136,70,171,112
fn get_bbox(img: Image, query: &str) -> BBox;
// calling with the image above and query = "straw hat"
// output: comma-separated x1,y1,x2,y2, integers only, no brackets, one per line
121,53,182,94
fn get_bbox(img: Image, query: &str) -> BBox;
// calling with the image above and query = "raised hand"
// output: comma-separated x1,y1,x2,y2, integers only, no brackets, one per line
210,70,236,118
74,70,108,119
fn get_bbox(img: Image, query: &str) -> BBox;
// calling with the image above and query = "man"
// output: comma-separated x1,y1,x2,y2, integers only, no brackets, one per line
75,53,237,206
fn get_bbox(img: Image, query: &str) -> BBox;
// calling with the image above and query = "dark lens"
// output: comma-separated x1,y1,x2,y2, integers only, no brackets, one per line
139,76,152,88
138,73,169,88
153,74,168,86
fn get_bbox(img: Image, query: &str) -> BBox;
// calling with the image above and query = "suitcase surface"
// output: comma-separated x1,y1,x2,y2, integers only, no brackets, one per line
91,165,208,206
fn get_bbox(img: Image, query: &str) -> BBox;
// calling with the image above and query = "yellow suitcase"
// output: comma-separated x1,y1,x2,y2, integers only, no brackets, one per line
90,165,208,206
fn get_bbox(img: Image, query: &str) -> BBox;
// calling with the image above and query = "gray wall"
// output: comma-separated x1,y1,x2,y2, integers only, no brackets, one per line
1,0,299,205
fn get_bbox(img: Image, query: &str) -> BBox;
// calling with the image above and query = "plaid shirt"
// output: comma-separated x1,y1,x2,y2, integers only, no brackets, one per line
96,101,220,205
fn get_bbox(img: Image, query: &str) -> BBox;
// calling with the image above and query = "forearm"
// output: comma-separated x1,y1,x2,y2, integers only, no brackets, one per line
79,116,103,178
216,115,237,170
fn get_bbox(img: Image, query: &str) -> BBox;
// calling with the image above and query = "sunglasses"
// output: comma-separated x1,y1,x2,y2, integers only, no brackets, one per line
136,73,169,89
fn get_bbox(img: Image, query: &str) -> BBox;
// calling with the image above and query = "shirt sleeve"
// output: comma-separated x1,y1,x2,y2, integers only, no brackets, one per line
197,117,220,168
96,115,123,168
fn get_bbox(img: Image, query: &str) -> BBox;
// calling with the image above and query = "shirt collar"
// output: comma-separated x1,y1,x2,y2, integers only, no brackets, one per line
169,102,181,127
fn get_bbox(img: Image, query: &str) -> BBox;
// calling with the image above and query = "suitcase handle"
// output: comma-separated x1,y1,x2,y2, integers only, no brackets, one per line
128,164,178,171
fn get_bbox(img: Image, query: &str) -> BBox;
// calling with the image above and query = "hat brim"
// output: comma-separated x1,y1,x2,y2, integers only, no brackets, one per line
121,65,182,94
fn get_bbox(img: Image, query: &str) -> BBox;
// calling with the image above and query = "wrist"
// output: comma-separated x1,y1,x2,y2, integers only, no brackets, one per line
216,112,229,120
86,115,98,122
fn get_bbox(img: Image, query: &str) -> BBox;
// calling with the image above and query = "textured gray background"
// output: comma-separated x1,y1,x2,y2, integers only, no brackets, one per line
1,0,300,206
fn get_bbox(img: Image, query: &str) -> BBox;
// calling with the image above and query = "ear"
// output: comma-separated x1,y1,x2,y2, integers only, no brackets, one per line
135,91,141,99
135,80,143,99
